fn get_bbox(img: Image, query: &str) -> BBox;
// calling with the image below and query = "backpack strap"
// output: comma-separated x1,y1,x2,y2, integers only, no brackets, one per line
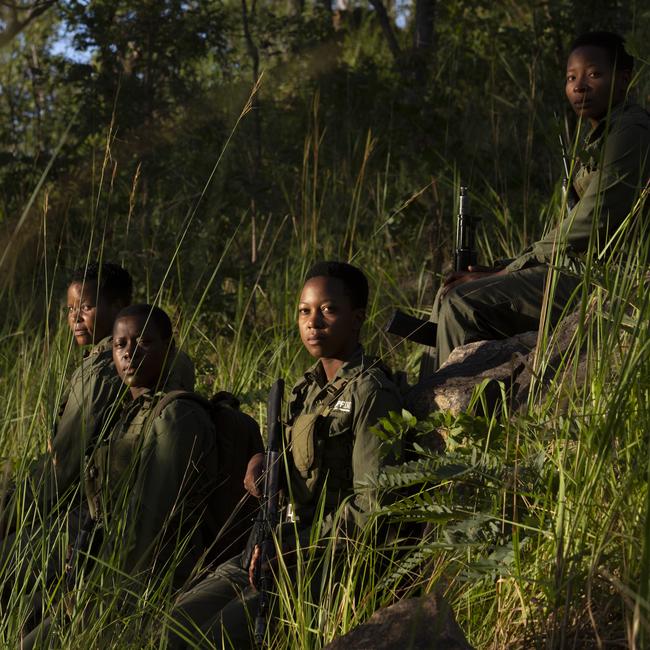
150,389,241,418
317,368,363,418
151,390,212,420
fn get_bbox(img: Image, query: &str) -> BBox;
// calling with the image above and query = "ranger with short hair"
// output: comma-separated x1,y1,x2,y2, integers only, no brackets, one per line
23,303,262,648
26,262,194,517
421,31,649,374
167,261,403,649
1,264,196,638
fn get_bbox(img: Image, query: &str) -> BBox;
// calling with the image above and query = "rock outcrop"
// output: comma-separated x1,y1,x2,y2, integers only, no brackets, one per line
323,592,474,650
405,308,591,418
406,331,537,418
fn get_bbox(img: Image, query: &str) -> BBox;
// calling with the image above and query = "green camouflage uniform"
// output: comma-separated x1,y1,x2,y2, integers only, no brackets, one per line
1,339,195,638
168,347,402,649
21,388,226,650
84,389,219,587
421,103,650,374
27,336,195,514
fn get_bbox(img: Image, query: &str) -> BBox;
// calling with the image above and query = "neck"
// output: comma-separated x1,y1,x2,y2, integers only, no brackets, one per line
591,99,625,129
319,343,360,382
320,358,345,382
129,386,149,400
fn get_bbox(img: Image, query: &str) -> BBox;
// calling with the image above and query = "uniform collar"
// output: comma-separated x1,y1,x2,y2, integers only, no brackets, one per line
585,101,628,145
301,345,366,390
81,335,112,359
121,386,163,414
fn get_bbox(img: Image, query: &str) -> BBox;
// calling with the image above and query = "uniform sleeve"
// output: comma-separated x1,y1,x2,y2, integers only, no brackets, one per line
164,350,195,391
29,354,121,513
506,120,649,273
349,380,403,520
123,399,216,573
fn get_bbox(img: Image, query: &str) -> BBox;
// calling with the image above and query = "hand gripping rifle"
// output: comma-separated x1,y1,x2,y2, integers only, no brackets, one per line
254,378,284,647
385,185,479,346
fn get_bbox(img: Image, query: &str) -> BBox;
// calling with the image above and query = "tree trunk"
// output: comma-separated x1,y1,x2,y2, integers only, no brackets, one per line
242,0,262,270
369,0,401,64
414,0,436,51
412,0,436,83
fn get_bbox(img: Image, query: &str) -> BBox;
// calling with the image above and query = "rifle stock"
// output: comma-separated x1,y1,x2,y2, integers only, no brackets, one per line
253,377,284,647
384,309,437,346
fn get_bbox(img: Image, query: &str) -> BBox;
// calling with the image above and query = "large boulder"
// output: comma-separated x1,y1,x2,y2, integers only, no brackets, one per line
509,309,589,410
323,593,474,650
405,307,592,418
406,331,537,418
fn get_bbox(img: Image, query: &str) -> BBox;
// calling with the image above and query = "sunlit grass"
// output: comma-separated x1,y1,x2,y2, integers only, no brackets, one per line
0,70,648,649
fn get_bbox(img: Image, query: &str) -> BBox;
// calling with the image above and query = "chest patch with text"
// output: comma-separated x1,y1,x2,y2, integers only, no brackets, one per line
333,400,352,413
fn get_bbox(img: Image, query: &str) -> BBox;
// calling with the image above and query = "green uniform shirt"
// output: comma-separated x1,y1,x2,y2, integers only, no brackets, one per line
87,389,218,582
507,103,650,272
29,337,195,514
285,346,402,541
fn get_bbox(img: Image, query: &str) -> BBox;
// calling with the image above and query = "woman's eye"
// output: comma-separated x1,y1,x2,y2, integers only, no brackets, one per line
81,304,94,312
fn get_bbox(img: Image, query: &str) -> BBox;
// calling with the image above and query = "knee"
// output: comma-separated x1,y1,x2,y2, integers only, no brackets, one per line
438,287,471,325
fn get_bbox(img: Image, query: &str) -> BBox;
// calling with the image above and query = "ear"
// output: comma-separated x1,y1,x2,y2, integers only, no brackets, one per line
352,308,366,332
616,68,632,94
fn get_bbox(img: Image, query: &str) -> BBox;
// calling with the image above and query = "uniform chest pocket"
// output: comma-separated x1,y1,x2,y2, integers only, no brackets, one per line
287,413,320,477
288,404,355,481
324,411,353,438
85,437,141,505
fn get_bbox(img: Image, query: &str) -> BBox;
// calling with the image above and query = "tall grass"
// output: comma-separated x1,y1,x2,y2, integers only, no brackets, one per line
0,61,649,650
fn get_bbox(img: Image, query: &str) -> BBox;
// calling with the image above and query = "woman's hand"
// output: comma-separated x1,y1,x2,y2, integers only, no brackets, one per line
243,452,265,498
248,544,261,589
441,265,505,297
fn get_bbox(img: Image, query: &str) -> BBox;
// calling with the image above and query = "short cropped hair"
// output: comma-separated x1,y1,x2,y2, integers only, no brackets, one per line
114,304,173,341
570,31,634,71
69,262,133,305
304,261,369,309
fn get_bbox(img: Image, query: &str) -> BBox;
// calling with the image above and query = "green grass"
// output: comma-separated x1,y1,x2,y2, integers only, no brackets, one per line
1,75,649,649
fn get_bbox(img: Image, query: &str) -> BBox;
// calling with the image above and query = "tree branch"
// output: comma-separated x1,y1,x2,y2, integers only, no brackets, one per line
0,0,57,49
368,0,401,63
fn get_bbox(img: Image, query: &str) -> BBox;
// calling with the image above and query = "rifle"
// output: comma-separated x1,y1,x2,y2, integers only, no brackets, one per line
555,111,579,212
253,378,284,647
454,186,478,272
385,185,479,346
64,507,97,613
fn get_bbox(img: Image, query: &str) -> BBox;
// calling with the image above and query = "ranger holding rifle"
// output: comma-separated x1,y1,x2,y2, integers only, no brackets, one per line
392,31,649,378
168,261,402,649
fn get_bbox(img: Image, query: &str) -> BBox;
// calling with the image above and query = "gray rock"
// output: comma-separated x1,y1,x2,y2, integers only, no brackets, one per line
404,304,598,418
323,593,475,650
510,309,588,410
406,332,537,418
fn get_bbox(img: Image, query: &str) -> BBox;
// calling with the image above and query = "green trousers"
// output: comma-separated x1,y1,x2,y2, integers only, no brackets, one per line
167,552,258,649
419,265,583,378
